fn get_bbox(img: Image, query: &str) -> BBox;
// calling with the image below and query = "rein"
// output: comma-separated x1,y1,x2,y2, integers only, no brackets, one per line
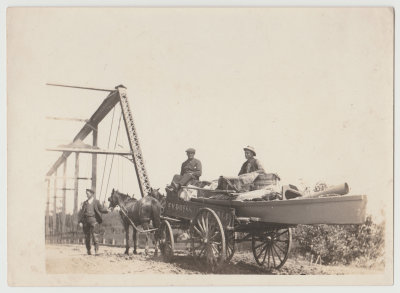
115,197,158,234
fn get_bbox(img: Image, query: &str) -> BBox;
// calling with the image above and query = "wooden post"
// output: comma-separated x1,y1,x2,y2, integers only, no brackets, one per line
45,179,50,237
74,153,79,215
53,170,58,236
91,125,98,194
62,160,67,236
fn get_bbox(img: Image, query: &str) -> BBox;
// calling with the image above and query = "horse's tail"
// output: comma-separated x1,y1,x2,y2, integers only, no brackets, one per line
151,199,161,229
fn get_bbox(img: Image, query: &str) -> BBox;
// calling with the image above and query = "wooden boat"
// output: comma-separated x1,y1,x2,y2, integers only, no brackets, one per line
191,194,367,225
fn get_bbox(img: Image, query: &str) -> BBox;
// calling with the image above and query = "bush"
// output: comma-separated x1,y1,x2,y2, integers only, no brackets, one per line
292,215,385,267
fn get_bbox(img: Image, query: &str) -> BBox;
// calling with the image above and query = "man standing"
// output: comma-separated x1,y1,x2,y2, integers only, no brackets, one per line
78,189,109,255
169,148,202,191
238,146,265,175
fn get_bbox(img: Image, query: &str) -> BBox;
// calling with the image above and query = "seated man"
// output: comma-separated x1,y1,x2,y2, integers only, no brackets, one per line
238,146,265,175
168,148,202,191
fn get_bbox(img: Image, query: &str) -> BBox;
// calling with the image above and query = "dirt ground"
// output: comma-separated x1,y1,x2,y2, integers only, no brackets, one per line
45,244,383,275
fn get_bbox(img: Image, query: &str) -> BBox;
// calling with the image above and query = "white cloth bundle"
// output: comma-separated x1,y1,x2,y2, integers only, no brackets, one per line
235,184,281,201
179,185,198,201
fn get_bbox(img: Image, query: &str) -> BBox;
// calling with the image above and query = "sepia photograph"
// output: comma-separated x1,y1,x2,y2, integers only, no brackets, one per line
5,5,395,286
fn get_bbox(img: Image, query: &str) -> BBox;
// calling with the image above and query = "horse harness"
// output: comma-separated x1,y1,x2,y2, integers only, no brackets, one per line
117,204,158,234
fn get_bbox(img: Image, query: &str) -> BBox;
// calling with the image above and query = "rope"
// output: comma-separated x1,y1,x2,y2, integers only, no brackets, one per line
104,113,123,199
99,106,116,202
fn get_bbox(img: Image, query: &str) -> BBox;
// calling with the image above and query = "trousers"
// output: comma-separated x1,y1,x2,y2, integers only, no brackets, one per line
82,217,98,251
172,173,195,186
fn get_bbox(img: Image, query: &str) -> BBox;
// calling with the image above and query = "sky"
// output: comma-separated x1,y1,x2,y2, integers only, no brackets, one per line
7,7,393,220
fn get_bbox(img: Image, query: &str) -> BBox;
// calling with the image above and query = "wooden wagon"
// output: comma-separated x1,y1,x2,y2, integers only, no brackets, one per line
157,183,367,271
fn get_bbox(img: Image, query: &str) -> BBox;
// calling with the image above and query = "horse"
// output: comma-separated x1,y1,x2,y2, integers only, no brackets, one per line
108,189,162,256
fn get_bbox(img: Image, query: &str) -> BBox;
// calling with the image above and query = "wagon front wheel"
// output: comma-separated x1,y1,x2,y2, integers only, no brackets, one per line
251,228,291,270
190,208,226,272
159,220,174,261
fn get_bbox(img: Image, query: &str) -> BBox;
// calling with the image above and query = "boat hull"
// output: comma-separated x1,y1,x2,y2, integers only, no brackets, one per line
192,195,367,225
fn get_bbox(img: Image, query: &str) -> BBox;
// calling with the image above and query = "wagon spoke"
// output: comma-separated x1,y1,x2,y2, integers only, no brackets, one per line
201,214,207,233
197,218,205,233
267,245,271,268
272,244,283,263
205,213,209,232
275,230,288,239
275,239,289,243
211,243,219,255
270,245,276,268
209,222,217,236
209,230,221,241
257,243,268,259
262,244,268,264
254,241,266,250
274,241,286,254
194,226,203,237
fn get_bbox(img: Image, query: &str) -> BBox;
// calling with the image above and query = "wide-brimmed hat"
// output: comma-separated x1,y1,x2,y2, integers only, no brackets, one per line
243,146,256,156
186,148,196,153
86,188,95,194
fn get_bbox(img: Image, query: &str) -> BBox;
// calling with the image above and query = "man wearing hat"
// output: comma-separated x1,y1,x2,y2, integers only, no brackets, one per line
78,189,109,255
169,148,202,191
238,146,265,175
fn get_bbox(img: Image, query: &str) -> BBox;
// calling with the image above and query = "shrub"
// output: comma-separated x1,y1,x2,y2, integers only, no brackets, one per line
292,215,385,266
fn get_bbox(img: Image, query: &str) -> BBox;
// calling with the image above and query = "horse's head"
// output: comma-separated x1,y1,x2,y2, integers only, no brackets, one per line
149,187,162,200
109,189,134,210
108,188,121,210
149,187,166,211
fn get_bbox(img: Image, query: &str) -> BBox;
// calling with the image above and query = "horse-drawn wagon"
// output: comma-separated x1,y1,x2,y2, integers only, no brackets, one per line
158,177,367,272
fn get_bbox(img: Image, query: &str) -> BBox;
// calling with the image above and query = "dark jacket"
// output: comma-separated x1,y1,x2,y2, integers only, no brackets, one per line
238,158,265,176
78,198,108,224
180,158,202,180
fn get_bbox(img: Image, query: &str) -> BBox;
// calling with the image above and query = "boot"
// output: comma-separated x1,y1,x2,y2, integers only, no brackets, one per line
87,249,92,255
94,244,99,255
171,182,181,191
166,185,174,192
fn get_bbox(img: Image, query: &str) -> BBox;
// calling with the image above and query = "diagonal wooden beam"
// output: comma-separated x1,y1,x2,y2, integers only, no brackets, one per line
46,90,120,176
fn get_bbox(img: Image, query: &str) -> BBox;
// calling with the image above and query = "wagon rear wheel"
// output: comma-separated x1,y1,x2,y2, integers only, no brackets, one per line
190,208,226,272
251,228,291,270
159,220,174,261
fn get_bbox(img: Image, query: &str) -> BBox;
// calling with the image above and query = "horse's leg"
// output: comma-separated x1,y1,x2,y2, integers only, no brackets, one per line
132,228,137,255
142,222,150,256
154,230,159,257
153,222,159,257
124,222,130,255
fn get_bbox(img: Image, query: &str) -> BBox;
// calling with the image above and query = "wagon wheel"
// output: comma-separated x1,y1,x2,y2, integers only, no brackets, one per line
251,228,292,270
190,208,226,271
159,220,174,261
225,230,235,261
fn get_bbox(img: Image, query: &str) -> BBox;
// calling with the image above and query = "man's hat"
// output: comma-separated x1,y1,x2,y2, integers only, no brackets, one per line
243,146,256,156
86,188,95,194
186,148,196,153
